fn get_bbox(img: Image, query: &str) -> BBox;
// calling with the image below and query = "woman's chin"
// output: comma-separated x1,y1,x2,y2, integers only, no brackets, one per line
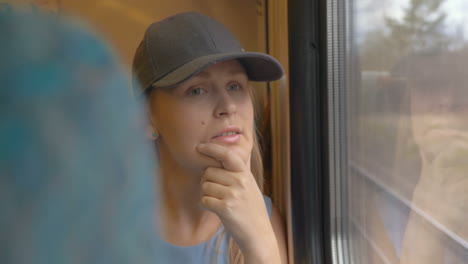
420,138,468,165
197,155,223,169
194,145,250,170
228,145,251,166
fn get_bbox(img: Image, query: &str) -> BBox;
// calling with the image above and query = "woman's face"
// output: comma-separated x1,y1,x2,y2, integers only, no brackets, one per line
148,60,254,173
410,82,468,161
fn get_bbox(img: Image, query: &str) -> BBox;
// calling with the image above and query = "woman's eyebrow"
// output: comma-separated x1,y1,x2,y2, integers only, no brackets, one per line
196,71,211,79
194,70,246,80
228,71,248,79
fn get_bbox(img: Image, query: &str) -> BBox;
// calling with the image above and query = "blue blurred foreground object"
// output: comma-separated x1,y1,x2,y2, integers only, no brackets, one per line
0,5,163,264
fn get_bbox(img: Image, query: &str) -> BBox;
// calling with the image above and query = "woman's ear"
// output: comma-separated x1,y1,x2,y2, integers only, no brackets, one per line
146,125,159,140
145,102,159,141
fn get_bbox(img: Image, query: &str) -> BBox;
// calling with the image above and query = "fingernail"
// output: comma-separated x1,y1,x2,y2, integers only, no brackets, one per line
198,143,206,149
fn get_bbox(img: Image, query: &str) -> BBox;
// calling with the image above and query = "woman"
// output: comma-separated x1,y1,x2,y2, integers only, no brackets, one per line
132,12,288,264
365,51,468,264
397,51,468,263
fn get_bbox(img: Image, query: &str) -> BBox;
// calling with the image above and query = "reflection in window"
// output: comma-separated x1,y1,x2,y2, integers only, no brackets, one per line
349,0,468,263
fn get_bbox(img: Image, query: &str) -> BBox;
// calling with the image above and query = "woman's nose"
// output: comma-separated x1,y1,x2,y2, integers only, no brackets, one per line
214,92,237,117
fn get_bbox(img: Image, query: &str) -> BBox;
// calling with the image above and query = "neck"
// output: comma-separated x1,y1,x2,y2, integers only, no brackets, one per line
156,148,221,245
160,163,203,217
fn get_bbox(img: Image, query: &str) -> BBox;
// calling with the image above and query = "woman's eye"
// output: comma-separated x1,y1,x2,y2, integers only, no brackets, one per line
228,83,241,91
189,87,205,96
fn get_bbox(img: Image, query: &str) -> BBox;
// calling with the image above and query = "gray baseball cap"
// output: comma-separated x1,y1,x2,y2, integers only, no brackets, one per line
132,12,284,94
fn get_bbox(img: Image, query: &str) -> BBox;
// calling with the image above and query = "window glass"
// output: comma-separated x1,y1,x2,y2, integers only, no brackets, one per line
350,0,468,263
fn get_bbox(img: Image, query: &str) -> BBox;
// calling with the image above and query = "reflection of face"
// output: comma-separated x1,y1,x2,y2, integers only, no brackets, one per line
410,82,468,161
149,60,254,173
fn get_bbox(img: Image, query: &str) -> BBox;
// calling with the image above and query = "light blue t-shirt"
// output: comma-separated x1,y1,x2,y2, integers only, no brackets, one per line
377,191,464,263
159,195,273,264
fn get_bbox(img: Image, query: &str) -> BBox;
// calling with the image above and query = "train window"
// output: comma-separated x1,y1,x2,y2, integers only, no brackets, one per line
327,0,468,263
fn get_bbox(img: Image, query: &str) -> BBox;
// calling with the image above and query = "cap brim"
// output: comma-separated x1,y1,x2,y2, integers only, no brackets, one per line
152,52,284,88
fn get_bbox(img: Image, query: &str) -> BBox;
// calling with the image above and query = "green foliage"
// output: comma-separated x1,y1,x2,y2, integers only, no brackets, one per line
385,0,448,52
360,0,452,70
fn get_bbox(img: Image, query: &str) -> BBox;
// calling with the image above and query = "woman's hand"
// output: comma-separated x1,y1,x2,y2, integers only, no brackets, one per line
412,138,468,239
197,143,281,263
401,137,468,263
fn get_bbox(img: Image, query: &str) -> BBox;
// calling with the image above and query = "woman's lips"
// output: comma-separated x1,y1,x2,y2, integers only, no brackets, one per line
211,127,242,144
211,133,241,144
211,126,242,144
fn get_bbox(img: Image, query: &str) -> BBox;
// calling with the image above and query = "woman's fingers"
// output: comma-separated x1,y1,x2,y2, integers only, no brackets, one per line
200,194,235,215
202,167,236,186
200,196,223,213
197,143,276,257
197,143,246,172
201,181,232,199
